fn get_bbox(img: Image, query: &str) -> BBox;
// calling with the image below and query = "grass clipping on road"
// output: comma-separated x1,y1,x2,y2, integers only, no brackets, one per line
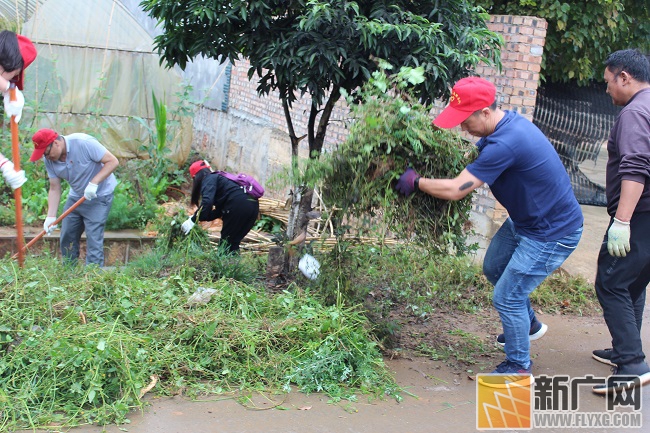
0,251,398,430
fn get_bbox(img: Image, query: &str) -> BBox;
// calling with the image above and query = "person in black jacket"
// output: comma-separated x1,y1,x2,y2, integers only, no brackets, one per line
181,160,259,253
590,49,650,394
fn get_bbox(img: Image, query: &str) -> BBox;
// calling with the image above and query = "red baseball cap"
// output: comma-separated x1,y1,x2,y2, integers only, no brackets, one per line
30,128,58,161
432,77,496,128
189,160,212,178
15,35,37,90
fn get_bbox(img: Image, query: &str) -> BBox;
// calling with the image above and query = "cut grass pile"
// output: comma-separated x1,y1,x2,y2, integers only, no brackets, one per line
0,249,398,430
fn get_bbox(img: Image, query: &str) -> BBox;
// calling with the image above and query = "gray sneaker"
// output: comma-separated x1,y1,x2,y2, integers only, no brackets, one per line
592,348,617,367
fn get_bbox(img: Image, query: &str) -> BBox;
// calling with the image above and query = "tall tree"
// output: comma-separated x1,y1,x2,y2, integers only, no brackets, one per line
141,0,501,270
477,1,650,84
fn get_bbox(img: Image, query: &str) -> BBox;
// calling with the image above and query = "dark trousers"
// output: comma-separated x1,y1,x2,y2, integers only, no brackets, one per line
595,212,650,366
220,192,259,253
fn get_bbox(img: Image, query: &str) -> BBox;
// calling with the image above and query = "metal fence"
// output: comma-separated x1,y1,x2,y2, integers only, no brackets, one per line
533,82,620,206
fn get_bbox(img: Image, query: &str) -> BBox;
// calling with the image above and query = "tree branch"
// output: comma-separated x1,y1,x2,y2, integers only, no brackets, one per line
283,96,300,160
308,86,341,157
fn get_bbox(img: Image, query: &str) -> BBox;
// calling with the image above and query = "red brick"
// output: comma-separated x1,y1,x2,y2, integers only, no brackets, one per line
531,37,545,46
528,63,541,72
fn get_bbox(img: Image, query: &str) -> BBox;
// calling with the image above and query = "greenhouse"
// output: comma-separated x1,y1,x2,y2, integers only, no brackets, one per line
2,0,228,163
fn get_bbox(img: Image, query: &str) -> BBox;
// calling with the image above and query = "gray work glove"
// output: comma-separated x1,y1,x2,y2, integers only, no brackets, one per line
607,218,630,257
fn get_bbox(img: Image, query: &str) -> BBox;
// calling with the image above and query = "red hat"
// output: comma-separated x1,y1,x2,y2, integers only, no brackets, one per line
432,77,496,128
189,160,211,178
30,128,58,161
15,35,37,90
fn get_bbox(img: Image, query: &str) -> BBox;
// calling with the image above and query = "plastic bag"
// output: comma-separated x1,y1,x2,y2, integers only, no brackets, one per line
188,287,219,305
298,254,320,280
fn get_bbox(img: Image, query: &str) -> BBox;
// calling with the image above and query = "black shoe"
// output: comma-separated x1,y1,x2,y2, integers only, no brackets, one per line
492,359,533,375
479,360,535,388
592,348,617,367
592,361,650,395
496,320,548,347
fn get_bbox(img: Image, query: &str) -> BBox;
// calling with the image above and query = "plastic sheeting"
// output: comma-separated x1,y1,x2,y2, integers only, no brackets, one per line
0,1,46,25
19,0,192,163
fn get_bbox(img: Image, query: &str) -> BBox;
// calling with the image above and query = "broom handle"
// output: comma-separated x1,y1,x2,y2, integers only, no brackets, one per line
9,85,24,266
12,196,86,259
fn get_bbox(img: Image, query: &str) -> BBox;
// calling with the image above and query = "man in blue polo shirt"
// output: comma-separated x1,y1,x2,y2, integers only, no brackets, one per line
30,128,119,266
396,77,583,375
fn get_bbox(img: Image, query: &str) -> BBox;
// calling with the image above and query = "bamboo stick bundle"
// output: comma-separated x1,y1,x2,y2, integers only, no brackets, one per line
164,190,396,254
234,233,401,254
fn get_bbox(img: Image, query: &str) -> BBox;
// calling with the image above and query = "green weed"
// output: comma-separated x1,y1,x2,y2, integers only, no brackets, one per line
312,243,493,312
316,65,478,256
304,242,599,358
532,272,600,315
253,215,285,235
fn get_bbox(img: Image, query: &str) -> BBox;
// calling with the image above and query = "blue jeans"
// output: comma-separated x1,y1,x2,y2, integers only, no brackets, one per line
60,194,114,266
483,219,582,368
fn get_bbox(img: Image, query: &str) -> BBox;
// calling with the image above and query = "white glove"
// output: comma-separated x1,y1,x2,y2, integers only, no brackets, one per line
3,88,25,123
607,218,631,257
181,218,195,235
0,159,26,189
84,182,98,200
44,216,57,235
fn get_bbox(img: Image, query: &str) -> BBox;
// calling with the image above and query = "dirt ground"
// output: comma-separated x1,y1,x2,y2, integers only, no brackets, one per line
19,205,650,433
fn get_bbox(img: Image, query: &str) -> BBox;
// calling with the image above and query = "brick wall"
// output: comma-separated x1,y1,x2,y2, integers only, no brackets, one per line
227,61,351,152
483,15,547,118
193,15,548,227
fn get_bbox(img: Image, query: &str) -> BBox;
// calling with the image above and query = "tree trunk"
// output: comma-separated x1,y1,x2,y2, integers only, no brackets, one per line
283,185,314,276
270,90,340,283
265,245,285,289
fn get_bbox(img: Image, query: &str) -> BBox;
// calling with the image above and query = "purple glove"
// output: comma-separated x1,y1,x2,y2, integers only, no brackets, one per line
396,168,420,196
